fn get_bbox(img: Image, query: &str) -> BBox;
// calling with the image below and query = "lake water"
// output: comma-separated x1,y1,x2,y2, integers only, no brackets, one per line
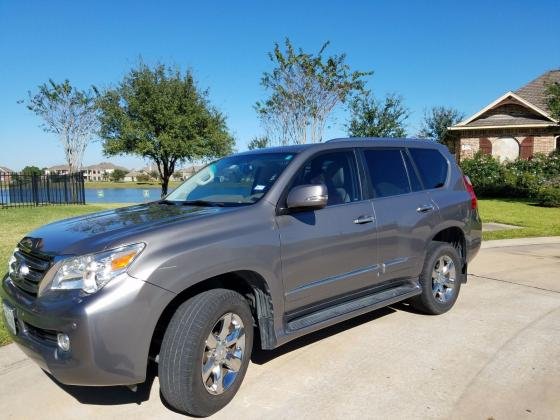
85,187,162,203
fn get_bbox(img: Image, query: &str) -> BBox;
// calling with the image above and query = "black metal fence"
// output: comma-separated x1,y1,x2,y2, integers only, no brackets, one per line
0,172,85,208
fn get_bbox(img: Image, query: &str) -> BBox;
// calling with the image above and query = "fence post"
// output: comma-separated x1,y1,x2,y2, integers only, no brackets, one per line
64,175,68,203
31,174,39,206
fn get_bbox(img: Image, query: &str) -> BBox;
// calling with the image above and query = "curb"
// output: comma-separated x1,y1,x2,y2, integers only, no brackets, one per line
482,236,560,249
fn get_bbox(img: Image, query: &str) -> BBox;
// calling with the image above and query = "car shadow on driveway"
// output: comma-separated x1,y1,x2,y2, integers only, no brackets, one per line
42,306,398,407
251,306,395,365
43,361,158,406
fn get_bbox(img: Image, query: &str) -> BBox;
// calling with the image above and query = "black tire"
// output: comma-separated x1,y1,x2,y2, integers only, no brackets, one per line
158,289,254,417
410,241,463,315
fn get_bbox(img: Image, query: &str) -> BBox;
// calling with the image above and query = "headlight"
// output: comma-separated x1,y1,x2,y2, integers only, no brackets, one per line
8,247,18,276
46,243,145,294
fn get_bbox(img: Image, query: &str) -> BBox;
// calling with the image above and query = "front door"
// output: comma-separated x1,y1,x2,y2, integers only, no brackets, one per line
277,150,379,313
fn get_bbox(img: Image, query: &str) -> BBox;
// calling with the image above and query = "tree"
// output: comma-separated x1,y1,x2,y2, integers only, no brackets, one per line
256,38,371,145
97,63,234,196
21,165,43,176
418,106,465,151
136,173,151,182
149,170,160,181
346,92,409,138
247,136,271,150
110,169,127,182
23,80,98,173
547,81,560,120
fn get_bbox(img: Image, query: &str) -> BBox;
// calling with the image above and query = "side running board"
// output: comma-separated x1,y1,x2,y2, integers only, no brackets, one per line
287,282,421,331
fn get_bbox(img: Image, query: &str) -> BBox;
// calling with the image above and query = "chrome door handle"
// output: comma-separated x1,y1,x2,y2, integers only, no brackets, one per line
416,205,434,213
353,215,375,224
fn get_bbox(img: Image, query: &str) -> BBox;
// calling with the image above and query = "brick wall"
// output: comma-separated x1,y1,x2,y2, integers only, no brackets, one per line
457,128,559,161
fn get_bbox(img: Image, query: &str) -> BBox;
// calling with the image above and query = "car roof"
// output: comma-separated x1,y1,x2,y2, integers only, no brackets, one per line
235,137,447,156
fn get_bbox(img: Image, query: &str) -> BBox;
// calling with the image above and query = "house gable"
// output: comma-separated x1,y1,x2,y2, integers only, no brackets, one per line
450,92,557,131
450,70,560,161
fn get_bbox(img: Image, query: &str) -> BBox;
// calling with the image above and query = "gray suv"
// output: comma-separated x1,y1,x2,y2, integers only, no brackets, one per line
2,138,481,416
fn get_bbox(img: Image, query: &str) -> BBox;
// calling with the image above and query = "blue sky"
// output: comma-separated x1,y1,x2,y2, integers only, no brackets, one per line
1,0,559,171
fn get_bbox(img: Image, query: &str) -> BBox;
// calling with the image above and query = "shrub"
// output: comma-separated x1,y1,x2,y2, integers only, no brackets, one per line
460,151,560,199
535,185,560,207
460,152,505,196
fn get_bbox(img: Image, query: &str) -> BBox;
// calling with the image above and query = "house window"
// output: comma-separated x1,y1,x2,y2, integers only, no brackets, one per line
479,138,492,155
520,137,534,160
556,136,560,152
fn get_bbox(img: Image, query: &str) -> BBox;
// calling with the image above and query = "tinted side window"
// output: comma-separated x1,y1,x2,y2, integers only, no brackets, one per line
363,149,410,198
292,151,359,205
409,148,449,189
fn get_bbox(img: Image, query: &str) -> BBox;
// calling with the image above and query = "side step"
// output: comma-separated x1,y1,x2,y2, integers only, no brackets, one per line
286,283,421,331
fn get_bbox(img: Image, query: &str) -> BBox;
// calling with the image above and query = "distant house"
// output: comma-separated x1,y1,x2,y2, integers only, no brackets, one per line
174,165,204,180
83,162,129,181
124,170,143,182
451,70,560,161
45,164,70,175
0,166,14,181
44,162,129,180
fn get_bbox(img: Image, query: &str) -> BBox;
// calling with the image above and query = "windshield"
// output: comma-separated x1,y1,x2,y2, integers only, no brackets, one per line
166,153,295,205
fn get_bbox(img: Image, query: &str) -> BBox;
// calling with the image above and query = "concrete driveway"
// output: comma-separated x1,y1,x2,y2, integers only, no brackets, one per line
1,238,559,419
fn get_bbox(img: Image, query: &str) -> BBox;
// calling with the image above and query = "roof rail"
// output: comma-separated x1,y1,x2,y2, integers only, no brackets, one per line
325,137,425,143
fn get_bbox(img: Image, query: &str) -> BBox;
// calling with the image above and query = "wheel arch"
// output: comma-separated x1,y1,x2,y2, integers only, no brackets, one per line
148,270,276,364
431,225,467,278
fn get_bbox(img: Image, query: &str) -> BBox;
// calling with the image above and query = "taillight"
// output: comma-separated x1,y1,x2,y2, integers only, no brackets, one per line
463,175,477,209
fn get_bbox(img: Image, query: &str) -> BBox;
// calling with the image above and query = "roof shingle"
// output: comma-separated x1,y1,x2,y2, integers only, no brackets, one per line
515,69,560,113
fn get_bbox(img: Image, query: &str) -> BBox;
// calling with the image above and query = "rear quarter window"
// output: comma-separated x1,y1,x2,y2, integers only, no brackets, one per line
409,148,449,189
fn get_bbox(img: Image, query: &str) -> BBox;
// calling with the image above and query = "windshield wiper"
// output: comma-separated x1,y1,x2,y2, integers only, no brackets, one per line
182,200,225,207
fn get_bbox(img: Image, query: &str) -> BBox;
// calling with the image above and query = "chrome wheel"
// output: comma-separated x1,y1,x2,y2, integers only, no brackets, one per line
431,255,456,303
201,312,246,395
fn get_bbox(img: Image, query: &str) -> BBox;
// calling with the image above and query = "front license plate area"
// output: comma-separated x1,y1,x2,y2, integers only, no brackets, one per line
2,302,17,335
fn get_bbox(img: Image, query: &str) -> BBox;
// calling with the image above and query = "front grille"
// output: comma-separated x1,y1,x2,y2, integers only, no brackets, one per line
23,321,58,345
10,249,52,297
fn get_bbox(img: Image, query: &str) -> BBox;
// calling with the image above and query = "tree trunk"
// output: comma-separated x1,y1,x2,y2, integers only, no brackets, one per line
160,175,170,198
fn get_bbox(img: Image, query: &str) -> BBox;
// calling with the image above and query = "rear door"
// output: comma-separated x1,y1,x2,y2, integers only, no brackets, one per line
360,148,441,282
277,149,379,313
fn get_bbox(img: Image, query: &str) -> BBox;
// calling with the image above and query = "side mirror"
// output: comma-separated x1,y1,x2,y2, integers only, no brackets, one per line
286,184,328,210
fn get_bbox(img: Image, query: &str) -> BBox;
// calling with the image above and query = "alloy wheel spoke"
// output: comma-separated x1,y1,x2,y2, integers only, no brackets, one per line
202,357,216,382
225,327,244,347
206,333,218,349
212,365,224,394
218,313,233,340
224,353,242,371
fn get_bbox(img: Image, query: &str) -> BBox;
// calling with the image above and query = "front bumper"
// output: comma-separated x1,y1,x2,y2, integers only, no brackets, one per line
1,273,174,386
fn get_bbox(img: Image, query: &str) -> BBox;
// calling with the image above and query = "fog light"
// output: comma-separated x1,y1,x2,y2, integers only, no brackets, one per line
57,333,70,352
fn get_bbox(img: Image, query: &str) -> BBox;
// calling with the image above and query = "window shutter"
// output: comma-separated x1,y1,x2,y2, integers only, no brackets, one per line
520,137,534,160
479,138,492,155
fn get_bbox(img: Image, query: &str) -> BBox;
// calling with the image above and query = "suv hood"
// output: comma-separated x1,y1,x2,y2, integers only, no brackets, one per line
19,203,228,257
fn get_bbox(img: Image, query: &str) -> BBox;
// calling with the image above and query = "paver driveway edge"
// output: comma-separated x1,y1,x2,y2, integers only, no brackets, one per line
481,236,560,249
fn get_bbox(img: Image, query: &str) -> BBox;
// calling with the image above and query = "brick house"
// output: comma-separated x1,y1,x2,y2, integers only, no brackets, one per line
450,70,560,161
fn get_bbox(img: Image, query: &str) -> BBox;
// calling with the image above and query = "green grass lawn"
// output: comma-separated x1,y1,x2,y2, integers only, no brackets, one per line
85,181,182,189
0,199,558,346
479,199,560,240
